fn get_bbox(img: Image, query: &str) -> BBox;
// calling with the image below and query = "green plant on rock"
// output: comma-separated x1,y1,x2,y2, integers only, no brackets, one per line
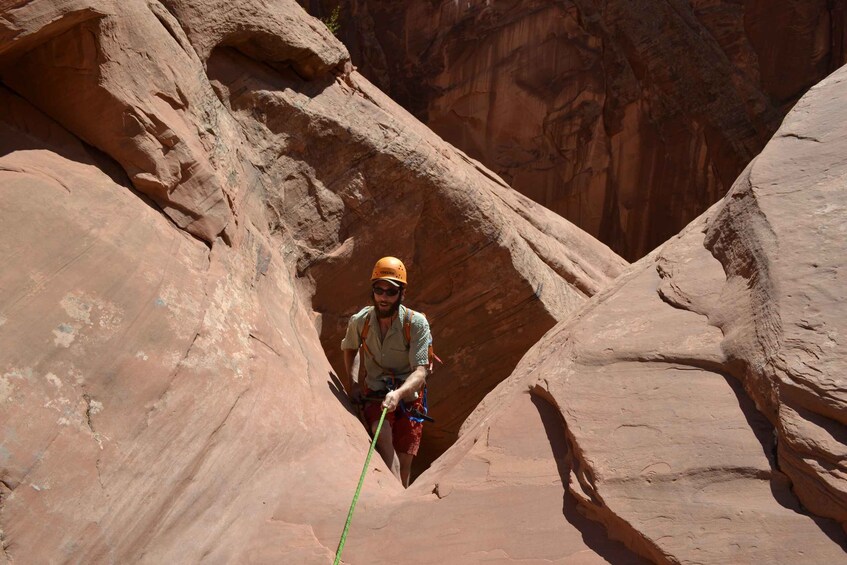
322,5,341,36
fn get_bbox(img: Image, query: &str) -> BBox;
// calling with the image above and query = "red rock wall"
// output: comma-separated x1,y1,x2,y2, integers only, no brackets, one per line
2,1,845,562
0,1,625,561
387,64,847,563
307,0,847,260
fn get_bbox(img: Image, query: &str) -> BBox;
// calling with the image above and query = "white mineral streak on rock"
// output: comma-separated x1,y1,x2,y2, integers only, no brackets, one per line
44,373,62,389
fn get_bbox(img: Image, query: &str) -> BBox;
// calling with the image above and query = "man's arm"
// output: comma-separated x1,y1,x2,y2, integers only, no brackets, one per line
383,365,426,412
340,311,365,402
342,348,361,400
384,310,432,411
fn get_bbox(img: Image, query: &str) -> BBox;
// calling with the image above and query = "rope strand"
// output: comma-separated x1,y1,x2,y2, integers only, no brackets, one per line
333,406,388,565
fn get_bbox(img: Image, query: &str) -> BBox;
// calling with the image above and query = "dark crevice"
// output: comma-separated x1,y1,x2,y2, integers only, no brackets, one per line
82,393,96,435
780,132,822,143
221,31,342,82
718,372,781,472
248,332,281,356
78,392,106,490
578,354,728,375
0,476,10,561
147,1,196,58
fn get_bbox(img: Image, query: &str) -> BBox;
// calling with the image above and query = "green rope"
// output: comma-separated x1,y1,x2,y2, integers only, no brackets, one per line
333,406,388,565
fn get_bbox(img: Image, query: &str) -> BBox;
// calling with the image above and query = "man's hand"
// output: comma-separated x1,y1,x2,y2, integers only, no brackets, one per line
382,390,401,412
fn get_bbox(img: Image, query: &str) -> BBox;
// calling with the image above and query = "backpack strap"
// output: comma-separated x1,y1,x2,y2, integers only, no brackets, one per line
403,307,414,345
361,310,371,342
356,309,372,387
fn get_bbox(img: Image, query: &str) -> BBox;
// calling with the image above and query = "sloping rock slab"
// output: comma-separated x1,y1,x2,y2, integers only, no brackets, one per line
326,392,648,564
404,67,847,562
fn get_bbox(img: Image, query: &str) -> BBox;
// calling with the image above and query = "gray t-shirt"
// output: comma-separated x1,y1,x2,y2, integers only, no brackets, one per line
340,305,431,391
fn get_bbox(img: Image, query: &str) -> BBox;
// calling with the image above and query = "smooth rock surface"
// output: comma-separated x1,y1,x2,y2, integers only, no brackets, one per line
333,392,649,564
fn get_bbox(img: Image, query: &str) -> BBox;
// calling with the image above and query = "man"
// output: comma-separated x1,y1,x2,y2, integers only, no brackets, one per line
340,256,432,487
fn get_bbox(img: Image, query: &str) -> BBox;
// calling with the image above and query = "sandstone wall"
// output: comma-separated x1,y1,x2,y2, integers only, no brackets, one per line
306,0,847,260
385,63,847,563
0,0,624,561
1,1,844,562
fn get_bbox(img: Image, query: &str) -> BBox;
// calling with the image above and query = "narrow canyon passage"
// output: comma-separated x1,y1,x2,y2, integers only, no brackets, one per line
325,391,648,564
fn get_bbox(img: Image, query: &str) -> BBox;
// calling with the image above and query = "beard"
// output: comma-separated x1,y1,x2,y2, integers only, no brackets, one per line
373,295,402,319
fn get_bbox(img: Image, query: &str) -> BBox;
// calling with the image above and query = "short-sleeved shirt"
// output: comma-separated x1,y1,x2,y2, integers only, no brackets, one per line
340,304,431,392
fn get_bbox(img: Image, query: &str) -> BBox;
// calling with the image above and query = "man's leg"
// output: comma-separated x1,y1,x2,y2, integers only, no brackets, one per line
392,411,423,488
372,419,401,481
398,452,414,488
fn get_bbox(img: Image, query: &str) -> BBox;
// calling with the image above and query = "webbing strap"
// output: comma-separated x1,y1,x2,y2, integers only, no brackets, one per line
403,307,413,343
333,406,388,565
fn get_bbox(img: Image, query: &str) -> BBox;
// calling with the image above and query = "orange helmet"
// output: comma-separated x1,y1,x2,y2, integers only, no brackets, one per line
371,256,407,287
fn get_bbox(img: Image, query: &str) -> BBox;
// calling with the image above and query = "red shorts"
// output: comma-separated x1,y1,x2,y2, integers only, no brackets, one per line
363,389,423,456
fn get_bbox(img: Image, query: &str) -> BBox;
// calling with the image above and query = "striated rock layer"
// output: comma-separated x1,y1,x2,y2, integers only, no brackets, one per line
390,64,847,563
1,0,845,563
0,0,625,561
307,0,847,260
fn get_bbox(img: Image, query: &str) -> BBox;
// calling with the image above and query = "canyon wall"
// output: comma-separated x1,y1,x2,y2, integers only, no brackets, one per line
0,1,845,563
346,62,847,564
0,0,624,561
306,0,847,260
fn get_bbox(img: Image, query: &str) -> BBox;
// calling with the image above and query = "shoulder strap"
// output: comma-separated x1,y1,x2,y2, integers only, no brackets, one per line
361,308,371,342
357,307,373,385
403,307,414,345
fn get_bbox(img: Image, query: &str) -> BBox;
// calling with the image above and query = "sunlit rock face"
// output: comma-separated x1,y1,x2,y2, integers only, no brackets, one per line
318,64,847,564
307,0,846,260
399,64,847,563
0,1,624,561
1,0,844,563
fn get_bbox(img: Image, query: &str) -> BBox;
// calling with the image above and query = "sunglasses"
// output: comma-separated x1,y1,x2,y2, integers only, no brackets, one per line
372,286,400,297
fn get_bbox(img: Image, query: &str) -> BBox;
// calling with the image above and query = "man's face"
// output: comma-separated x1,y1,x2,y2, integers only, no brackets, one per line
372,281,401,318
